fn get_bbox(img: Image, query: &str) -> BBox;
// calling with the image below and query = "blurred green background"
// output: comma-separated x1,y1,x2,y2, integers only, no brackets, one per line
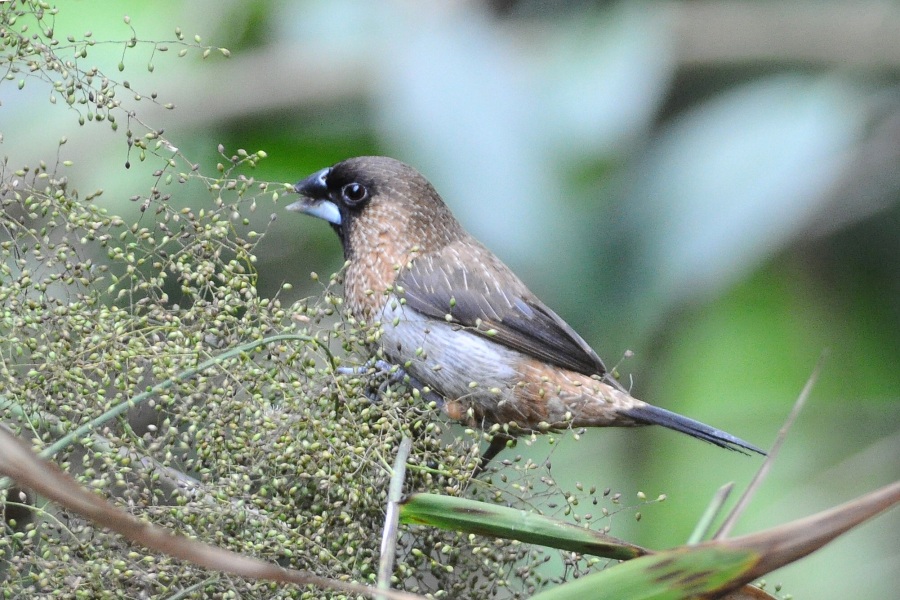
5,1,898,597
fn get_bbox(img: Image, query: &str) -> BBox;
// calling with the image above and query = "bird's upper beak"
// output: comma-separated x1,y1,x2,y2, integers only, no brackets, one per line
286,167,342,225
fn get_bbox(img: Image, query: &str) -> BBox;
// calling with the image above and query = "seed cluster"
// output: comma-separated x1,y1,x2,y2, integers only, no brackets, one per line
0,6,655,597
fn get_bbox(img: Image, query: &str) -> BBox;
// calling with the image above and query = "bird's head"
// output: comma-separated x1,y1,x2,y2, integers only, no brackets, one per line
287,156,464,260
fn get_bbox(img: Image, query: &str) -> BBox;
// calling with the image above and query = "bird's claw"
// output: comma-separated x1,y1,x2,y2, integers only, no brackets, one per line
336,359,394,402
336,359,444,407
336,358,395,379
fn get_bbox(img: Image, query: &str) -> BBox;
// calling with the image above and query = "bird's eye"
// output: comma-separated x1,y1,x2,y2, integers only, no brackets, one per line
341,182,368,206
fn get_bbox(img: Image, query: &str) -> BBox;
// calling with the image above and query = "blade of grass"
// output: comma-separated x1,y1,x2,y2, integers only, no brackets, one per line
528,544,757,600
400,493,647,560
686,482,734,545
719,480,900,583
715,351,826,539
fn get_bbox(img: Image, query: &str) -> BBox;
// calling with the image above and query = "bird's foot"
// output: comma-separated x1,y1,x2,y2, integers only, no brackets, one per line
336,360,444,407
336,359,398,401
336,359,396,381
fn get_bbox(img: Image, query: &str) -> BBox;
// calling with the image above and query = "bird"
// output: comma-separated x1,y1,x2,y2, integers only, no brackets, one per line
287,156,765,467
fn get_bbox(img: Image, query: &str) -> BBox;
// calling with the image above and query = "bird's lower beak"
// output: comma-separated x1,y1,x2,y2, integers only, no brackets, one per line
286,197,342,225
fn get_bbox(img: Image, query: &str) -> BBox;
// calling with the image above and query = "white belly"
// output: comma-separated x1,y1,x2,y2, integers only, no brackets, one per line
375,296,519,405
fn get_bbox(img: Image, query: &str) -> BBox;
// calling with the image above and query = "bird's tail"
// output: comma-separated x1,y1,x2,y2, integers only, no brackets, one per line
622,404,766,455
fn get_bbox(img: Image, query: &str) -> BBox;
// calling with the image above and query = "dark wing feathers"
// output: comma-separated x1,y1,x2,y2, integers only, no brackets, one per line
397,246,608,378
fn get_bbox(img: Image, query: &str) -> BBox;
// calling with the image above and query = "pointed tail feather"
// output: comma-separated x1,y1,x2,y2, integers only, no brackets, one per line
623,404,766,455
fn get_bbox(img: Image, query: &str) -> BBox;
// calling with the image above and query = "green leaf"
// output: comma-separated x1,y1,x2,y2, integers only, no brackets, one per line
400,493,646,560
529,545,756,600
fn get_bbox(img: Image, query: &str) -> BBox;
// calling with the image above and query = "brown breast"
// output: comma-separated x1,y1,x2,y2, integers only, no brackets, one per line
343,199,417,319
343,193,464,320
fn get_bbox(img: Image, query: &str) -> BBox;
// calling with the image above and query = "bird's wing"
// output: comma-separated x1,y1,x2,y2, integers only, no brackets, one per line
396,245,608,378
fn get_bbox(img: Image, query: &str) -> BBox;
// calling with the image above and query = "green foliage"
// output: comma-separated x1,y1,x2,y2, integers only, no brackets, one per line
400,493,649,561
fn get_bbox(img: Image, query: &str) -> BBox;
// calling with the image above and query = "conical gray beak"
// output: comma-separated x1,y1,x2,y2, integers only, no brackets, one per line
287,167,341,225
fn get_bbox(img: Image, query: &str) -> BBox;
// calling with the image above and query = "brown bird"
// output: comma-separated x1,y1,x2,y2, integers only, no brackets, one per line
287,156,765,466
